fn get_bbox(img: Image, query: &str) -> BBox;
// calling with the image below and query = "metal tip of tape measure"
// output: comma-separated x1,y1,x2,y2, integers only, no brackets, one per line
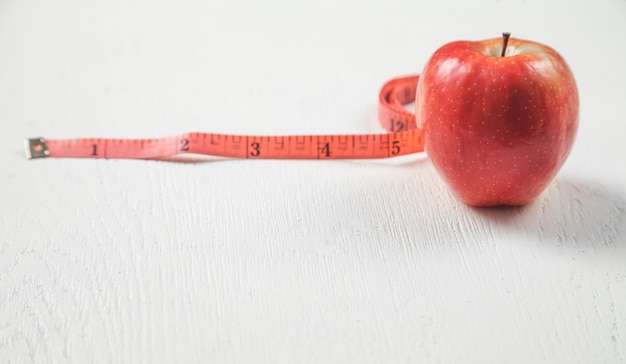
24,137,49,159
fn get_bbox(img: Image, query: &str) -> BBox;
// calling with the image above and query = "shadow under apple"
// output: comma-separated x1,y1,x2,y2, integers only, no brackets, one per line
473,177,626,247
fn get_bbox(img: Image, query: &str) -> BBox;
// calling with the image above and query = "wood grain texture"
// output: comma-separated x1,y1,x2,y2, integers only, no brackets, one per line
1,0,625,363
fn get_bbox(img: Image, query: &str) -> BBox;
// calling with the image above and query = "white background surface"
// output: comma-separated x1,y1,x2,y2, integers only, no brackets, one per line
1,0,625,363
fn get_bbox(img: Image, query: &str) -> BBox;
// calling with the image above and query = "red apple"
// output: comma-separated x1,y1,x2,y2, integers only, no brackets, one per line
415,33,579,207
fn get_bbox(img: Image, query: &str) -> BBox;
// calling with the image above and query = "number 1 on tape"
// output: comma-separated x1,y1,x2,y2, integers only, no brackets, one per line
25,76,422,161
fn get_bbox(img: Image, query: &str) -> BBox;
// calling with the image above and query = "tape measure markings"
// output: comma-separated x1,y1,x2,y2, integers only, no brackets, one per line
26,75,423,161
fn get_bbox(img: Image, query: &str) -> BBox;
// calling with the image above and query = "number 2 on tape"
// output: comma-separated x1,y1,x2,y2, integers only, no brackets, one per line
25,76,422,161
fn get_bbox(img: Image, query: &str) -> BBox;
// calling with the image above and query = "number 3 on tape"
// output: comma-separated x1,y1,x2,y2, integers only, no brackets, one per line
25,76,423,161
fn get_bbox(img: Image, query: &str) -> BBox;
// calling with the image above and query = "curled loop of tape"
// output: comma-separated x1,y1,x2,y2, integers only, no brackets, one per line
378,75,419,135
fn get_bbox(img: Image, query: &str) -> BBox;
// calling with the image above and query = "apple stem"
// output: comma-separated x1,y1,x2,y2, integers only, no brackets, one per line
500,32,511,57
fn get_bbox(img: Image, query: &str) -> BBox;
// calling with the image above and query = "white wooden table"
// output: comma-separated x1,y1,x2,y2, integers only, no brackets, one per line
1,0,625,363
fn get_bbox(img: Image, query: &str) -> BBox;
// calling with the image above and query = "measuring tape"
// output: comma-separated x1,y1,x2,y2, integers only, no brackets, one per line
25,75,422,160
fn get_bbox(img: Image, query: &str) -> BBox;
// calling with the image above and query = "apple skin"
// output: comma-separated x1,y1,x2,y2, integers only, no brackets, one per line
415,36,579,207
